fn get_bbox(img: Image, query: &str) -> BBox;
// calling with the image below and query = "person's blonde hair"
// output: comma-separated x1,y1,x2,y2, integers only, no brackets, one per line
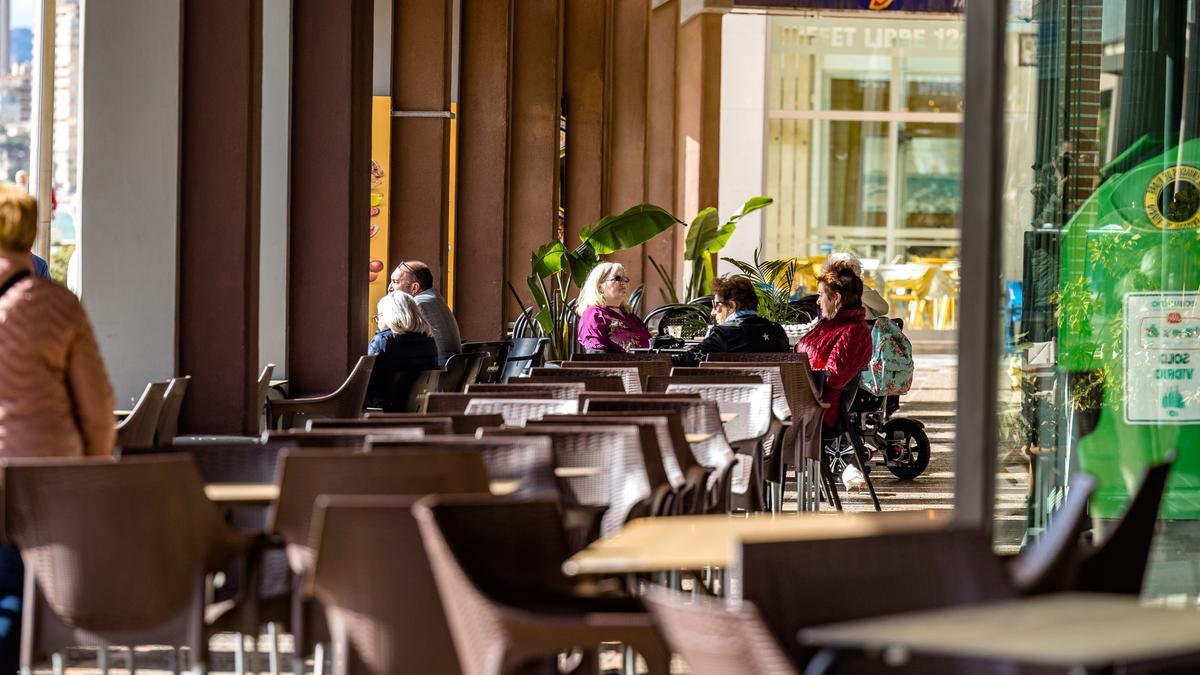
576,262,633,316
377,291,432,336
821,251,864,277
0,183,37,253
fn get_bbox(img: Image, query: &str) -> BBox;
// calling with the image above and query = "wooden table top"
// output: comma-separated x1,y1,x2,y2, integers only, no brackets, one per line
720,413,738,423
685,433,714,444
555,467,602,478
801,593,1200,669
205,480,524,504
562,510,949,576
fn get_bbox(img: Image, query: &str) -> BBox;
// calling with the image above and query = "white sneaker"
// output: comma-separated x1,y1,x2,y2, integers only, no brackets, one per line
842,465,867,492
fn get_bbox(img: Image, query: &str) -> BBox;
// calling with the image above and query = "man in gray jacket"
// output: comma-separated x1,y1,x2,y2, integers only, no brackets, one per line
388,260,462,366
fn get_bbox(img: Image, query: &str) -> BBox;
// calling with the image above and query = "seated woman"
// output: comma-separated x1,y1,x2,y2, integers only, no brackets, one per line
796,262,873,490
821,251,889,318
675,275,790,366
367,291,439,411
576,262,651,353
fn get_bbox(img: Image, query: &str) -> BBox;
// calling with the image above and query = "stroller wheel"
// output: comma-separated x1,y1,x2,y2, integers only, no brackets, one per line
880,418,931,479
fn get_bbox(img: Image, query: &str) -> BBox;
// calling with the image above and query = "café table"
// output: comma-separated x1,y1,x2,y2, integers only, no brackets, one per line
800,593,1200,675
205,479,525,506
685,433,714,444
562,510,948,576
720,413,738,423
555,466,602,479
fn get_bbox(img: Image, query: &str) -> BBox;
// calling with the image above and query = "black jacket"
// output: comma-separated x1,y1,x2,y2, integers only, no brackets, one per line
366,329,439,411
675,314,790,366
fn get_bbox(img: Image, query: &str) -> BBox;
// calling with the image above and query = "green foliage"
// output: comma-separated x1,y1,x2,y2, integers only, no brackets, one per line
647,255,680,306
681,196,773,300
50,244,74,285
721,249,808,325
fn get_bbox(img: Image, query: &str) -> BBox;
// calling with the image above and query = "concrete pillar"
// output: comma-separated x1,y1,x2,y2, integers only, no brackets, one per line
177,0,262,434
259,0,291,381
606,0,650,282
287,0,373,394
563,0,609,247
642,0,680,307
78,0,181,408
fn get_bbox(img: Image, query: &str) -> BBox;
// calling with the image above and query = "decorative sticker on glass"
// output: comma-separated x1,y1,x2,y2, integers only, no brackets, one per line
1125,292,1200,424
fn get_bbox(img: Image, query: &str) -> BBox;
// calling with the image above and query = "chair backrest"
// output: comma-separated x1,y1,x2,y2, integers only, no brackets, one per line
698,364,792,420
581,396,730,472
569,351,675,365
1076,457,1174,595
271,448,491,570
737,527,1014,667
527,418,670,490
423,391,544,415
524,374,626,392
262,426,424,449
643,304,712,338
404,369,442,412
646,374,762,392
561,360,667,388
439,352,487,393
467,381,585,400
482,425,651,536
462,397,578,425
116,381,170,449
308,417,455,435
309,495,461,675
545,411,688,488
154,376,191,447
666,383,774,442
706,352,807,363
499,337,548,382
362,412,506,435
533,366,640,393
254,364,276,434
367,434,558,497
460,340,512,385
1009,473,1097,595
643,589,798,675
3,456,236,633
334,355,379,418
117,440,292,485
414,497,577,675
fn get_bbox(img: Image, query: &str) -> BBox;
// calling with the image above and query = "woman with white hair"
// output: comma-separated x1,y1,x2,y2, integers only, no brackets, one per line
821,251,890,318
576,261,651,353
366,291,438,410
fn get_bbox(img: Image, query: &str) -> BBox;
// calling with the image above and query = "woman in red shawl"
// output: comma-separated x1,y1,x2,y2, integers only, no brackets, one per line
796,261,873,489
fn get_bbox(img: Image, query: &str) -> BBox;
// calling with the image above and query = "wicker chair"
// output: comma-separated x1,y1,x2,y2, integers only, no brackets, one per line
360,412,506,435
154,375,191,446
462,397,578,426
3,456,255,675
366,434,558,498
643,303,712,339
643,589,797,675
308,496,462,675
531,366,639,393
467,381,586,400
115,381,170,449
524,373,626,392
414,496,671,675
645,374,762,392
544,411,689,490
262,427,424,450
569,352,674,365
423,391,544,415
271,448,492,674
561,360,668,388
307,416,455,435
266,356,377,430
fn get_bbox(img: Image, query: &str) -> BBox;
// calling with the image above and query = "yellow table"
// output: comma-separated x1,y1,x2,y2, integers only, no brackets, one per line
801,593,1200,672
562,510,948,576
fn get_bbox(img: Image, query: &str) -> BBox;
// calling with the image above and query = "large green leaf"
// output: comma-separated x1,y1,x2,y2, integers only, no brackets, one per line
683,208,719,260
531,240,566,279
565,244,600,288
579,203,680,255
726,196,773,226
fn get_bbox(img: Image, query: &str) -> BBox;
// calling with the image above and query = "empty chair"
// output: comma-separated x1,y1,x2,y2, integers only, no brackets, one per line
536,366,641,393
645,373,762,392
308,416,455,435
3,456,255,675
115,380,170,449
569,351,674,365
423,391,544,415
561,360,668,388
308,496,461,675
499,337,548,382
266,355,377,430
643,589,797,675
544,411,689,490
1008,473,1097,595
153,375,191,447
459,340,512,384
367,434,558,498
468,381,585,400
462,397,577,426
414,496,671,675
524,373,626,392
363,411,504,435
706,352,808,363
439,351,487,393
262,426,424,449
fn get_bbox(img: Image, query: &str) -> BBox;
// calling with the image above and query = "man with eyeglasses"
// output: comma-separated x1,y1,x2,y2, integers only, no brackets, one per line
388,260,461,366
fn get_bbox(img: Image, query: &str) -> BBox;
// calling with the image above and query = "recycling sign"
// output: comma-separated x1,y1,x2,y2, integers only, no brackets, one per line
1125,292,1200,424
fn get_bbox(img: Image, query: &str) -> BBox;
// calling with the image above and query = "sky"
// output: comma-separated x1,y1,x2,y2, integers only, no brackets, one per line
11,1,36,30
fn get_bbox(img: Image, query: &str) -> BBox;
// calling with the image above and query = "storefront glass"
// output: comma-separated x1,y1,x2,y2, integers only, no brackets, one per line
995,0,1200,599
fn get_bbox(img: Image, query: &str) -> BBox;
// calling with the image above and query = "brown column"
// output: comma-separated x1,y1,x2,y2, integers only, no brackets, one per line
605,0,651,282
177,0,262,434
505,0,563,321
454,0,512,340
675,11,722,223
562,0,609,246
389,0,452,285
643,0,680,307
288,0,373,395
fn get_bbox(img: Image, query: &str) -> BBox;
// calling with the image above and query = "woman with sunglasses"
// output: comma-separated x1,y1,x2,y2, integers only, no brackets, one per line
576,262,652,353
366,291,439,410
674,274,790,365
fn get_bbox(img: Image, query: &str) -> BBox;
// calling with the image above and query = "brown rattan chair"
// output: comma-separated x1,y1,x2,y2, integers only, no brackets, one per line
365,434,558,498
467,381,585,400
115,381,170,449
645,373,762,392
643,589,797,675
1008,472,1097,595
532,366,642,393
561,360,668,389
462,398,578,425
153,375,191,447
569,352,674,366
3,456,255,675
266,356,377,430
307,416,455,435
271,448,492,674
362,411,505,435
414,496,671,675
308,496,462,675
422,391,544,415
706,352,807,363
524,374,626,392
262,427,425,450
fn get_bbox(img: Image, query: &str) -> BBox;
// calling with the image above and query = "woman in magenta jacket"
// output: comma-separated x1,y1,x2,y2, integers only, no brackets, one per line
796,261,873,428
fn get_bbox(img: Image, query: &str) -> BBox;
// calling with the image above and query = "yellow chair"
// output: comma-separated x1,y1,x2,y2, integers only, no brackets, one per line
884,267,939,329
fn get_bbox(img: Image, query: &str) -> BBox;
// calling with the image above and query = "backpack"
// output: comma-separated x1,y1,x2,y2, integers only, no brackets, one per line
860,318,914,396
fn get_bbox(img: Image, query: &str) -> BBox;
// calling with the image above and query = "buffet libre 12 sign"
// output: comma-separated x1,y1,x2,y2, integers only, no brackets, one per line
1125,292,1200,424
